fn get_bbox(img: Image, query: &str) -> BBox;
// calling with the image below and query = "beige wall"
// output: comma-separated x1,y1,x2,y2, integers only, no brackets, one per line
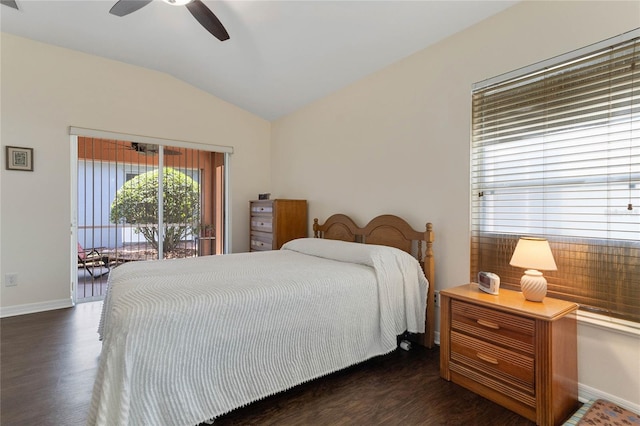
1,0,638,413
1,33,270,309
271,0,639,411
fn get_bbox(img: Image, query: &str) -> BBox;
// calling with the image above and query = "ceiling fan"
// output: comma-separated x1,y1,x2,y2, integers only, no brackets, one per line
109,0,230,42
0,0,19,10
131,143,182,156
105,141,182,156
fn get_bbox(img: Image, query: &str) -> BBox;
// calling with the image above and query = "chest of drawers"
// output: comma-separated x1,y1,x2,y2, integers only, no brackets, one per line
440,284,579,426
249,199,307,251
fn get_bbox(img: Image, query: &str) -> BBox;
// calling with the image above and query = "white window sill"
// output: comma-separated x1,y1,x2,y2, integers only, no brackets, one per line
577,310,640,337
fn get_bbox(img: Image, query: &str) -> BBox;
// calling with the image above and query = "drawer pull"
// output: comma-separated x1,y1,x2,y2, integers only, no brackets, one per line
477,319,500,330
476,353,499,365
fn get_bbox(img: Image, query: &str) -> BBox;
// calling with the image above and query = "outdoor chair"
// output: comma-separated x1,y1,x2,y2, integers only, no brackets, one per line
77,242,111,277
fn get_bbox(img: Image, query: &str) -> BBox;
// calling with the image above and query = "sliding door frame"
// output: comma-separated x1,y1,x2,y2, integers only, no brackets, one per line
69,127,233,304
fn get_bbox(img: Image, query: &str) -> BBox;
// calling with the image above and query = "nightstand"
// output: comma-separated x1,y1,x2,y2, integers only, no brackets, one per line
440,283,579,426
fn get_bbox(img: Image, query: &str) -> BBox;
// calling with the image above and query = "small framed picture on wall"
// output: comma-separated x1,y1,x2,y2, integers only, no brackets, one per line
5,146,34,171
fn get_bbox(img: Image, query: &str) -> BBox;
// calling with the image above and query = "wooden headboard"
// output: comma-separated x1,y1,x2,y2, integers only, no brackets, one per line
313,214,435,349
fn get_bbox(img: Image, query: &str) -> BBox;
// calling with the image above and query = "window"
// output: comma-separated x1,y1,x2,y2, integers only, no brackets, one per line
471,30,639,323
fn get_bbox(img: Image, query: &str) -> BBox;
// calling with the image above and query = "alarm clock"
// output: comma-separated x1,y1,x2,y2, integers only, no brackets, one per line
477,271,500,295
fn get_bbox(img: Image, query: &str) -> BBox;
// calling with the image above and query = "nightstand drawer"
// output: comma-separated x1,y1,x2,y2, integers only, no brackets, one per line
451,331,534,392
251,216,273,233
452,300,534,354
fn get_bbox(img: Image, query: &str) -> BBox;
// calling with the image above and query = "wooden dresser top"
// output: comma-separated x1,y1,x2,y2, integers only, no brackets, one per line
441,284,579,321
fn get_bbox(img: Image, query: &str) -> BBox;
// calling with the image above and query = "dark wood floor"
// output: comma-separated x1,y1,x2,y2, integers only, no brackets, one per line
1,302,535,426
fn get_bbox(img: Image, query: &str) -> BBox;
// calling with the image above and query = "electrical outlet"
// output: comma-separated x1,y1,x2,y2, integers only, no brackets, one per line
434,290,440,307
5,273,18,287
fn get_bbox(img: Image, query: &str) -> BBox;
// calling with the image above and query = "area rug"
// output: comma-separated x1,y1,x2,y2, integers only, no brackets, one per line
570,399,640,426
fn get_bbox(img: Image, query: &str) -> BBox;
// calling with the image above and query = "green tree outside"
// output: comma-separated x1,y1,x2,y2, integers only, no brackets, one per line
110,167,200,255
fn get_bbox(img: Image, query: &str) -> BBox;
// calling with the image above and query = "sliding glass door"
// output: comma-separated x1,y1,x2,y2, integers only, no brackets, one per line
74,136,226,302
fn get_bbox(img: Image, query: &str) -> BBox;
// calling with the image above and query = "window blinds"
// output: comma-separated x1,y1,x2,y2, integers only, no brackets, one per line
471,33,639,322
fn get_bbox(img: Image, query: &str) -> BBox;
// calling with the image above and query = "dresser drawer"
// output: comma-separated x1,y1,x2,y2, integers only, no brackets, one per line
451,300,534,354
250,202,273,214
451,331,535,392
251,216,273,233
250,232,273,251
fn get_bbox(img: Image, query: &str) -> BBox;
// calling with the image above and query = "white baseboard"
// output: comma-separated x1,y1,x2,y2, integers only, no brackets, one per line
0,298,74,318
579,383,640,414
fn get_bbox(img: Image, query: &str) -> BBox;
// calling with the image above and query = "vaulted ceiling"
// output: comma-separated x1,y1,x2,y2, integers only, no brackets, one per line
1,0,518,120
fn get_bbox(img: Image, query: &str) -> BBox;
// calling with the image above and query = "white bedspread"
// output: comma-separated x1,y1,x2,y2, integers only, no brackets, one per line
88,239,428,426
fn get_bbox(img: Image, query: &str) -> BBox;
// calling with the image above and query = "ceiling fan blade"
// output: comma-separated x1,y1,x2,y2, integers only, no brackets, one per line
185,0,230,42
131,143,182,156
1,0,19,10
109,0,153,17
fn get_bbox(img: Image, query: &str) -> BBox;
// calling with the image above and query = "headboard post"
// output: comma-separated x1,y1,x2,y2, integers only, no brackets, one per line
313,218,320,238
423,222,435,349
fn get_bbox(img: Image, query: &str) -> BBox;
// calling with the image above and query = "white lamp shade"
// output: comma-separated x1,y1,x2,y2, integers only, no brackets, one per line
510,237,557,302
509,237,557,271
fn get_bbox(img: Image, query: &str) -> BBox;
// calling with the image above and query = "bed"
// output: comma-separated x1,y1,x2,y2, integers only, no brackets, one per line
88,214,435,426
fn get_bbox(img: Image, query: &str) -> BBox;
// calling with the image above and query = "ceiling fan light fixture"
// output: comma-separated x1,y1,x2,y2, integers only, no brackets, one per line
163,0,193,6
110,0,229,41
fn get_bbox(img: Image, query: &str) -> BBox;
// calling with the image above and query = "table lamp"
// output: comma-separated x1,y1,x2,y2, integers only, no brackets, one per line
509,237,557,302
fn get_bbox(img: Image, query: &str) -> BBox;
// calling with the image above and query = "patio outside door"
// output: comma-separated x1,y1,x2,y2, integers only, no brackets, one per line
74,136,226,302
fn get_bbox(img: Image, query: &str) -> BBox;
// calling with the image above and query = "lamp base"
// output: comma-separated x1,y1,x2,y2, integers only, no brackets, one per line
520,270,546,302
